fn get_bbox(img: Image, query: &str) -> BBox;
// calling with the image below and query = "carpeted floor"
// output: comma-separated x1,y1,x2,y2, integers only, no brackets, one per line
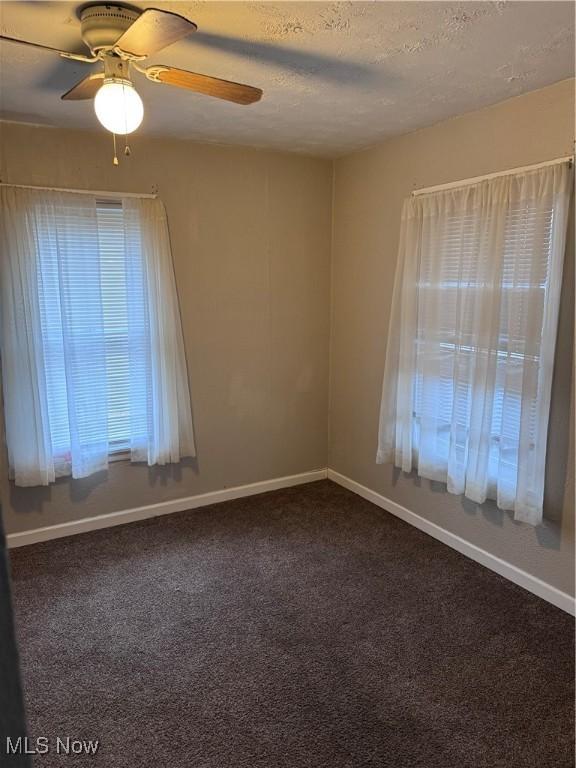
8,480,575,767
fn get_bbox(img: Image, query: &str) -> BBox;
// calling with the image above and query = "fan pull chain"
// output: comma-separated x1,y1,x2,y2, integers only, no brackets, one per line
111,134,133,165
112,133,119,166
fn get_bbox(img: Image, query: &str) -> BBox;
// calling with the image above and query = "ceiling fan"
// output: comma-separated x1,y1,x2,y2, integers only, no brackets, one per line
0,3,263,136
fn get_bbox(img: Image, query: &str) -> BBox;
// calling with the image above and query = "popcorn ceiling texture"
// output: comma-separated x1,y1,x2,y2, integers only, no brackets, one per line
0,1,573,156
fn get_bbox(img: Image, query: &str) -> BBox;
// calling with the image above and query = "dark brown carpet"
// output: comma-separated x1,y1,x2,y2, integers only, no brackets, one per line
8,480,575,767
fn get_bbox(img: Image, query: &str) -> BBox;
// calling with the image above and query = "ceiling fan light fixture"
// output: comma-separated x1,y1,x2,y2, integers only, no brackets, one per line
94,78,144,135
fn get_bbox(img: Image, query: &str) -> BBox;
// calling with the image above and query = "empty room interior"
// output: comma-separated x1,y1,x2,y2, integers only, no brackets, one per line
0,1,574,766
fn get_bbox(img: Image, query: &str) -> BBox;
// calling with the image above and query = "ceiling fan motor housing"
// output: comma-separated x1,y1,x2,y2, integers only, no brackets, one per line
80,4,140,54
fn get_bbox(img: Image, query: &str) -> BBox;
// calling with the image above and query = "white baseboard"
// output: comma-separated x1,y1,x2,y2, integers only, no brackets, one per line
6,469,327,549
327,468,575,616
6,464,573,616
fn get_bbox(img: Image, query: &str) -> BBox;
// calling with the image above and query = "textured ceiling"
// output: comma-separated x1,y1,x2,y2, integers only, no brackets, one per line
0,1,573,157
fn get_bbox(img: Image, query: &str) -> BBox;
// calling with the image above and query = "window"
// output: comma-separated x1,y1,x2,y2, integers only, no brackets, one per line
413,201,554,491
38,200,140,463
0,187,195,487
377,161,571,525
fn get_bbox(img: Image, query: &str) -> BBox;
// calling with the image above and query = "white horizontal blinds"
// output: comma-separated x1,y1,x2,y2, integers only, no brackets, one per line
414,198,554,500
97,200,125,449
414,207,481,485
378,162,571,524
36,196,109,477
97,200,135,452
491,200,553,508
36,196,149,470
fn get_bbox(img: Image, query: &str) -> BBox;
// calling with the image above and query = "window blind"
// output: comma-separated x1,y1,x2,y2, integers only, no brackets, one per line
413,201,554,490
37,199,146,470
377,161,571,523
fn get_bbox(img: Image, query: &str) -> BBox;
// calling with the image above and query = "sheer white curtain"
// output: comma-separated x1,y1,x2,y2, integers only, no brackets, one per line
377,162,571,525
123,197,196,466
0,186,195,486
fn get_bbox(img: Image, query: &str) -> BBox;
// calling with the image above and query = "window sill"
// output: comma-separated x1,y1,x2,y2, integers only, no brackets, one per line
109,450,131,463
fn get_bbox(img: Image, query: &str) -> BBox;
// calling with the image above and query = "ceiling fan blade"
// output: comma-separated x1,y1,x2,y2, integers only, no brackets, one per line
114,9,197,58
0,34,97,62
145,66,262,105
61,73,104,101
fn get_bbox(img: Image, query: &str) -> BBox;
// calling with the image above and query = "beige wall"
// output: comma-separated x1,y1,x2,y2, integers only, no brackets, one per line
330,79,575,595
0,122,332,534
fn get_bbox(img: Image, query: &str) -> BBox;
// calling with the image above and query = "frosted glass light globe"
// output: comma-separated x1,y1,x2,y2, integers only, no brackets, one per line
94,79,144,135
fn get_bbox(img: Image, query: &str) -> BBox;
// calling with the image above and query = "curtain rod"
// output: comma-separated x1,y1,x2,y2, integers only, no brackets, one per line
0,182,157,199
412,155,574,197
